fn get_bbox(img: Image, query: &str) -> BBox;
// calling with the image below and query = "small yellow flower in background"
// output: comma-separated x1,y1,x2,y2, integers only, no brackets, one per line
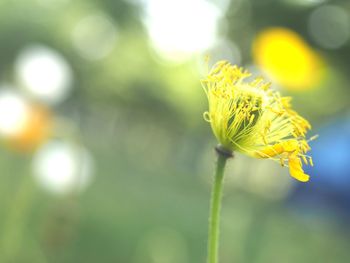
202,61,314,182
253,27,324,90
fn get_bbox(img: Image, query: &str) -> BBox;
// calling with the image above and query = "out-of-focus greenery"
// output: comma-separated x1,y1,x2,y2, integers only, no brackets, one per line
1,0,350,262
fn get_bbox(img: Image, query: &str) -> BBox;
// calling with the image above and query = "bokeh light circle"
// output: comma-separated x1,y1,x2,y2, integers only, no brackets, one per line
0,87,29,137
32,140,94,195
72,13,118,60
142,0,223,63
308,5,350,49
16,45,73,105
253,27,324,90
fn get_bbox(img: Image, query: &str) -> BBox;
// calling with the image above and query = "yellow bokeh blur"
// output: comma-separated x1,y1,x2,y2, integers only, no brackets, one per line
253,27,325,90
9,105,52,152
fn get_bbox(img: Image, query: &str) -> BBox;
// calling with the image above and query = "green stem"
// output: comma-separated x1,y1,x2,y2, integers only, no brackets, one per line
1,173,36,261
207,148,231,263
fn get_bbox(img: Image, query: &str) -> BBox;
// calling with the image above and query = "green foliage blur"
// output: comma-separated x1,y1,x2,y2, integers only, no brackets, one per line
0,0,350,262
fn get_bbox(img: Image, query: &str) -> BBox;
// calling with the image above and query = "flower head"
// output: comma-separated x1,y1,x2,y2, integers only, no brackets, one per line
202,61,314,182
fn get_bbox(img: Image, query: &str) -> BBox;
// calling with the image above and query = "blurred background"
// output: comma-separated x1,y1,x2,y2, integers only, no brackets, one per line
0,0,350,262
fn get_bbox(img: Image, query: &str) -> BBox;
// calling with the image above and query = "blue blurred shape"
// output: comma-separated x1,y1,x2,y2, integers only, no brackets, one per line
288,117,350,221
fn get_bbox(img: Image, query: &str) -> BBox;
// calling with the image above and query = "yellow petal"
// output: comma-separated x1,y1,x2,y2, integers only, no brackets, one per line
288,156,310,182
256,140,299,158
257,143,284,158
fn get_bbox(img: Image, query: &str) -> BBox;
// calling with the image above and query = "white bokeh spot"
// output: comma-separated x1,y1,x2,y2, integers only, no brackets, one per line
72,13,118,60
32,140,94,195
16,45,73,104
308,5,350,49
0,87,29,137
143,0,223,62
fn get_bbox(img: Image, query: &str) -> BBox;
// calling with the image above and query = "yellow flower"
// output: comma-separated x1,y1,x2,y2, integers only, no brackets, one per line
202,61,314,182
